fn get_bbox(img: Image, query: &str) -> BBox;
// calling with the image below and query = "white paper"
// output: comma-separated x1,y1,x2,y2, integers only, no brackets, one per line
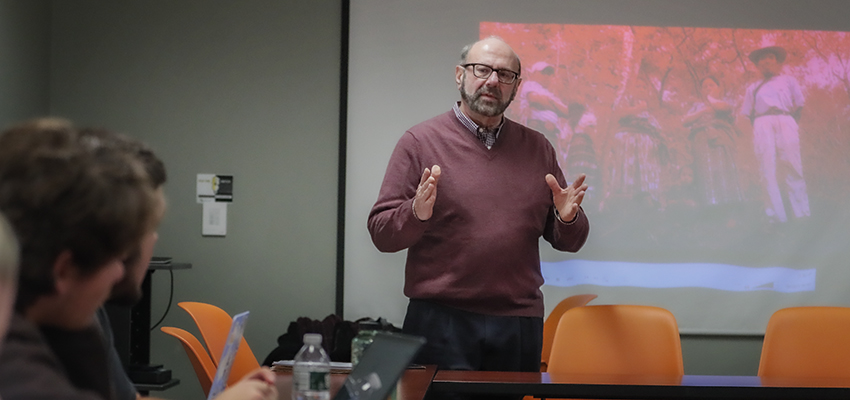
196,173,216,203
202,202,227,236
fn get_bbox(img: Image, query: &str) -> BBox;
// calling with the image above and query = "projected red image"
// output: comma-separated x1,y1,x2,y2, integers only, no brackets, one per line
484,23,850,256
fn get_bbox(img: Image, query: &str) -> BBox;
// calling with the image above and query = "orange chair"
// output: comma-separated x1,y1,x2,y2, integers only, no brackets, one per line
178,301,261,386
759,306,850,379
547,305,684,377
540,294,597,372
160,326,217,396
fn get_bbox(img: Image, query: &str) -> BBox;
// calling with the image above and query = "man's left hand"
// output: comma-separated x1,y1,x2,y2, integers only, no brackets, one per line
545,173,587,222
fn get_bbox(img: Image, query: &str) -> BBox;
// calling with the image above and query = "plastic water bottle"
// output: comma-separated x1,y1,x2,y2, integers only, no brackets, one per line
349,322,398,400
350,320,380,367
292,333,331,400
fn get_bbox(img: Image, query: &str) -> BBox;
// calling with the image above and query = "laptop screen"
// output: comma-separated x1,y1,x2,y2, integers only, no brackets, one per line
207,310,250,400
334,332,425,400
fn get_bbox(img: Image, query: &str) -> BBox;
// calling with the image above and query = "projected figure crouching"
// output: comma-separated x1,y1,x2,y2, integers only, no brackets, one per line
602,77,665,213
683,76,743,207
517,61,574,163
563,106,601,209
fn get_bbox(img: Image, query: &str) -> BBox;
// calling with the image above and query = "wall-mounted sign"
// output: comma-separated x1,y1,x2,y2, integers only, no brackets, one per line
197,174,233,203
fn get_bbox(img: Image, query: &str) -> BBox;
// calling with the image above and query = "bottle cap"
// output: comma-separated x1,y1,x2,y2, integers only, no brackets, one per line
358,320,381,331
303,333,323,345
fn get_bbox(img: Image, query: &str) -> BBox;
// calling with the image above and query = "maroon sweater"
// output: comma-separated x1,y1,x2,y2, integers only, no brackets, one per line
368,110,589,317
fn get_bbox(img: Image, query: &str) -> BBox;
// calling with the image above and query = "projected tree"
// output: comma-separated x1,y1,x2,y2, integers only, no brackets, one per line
484,23,850,224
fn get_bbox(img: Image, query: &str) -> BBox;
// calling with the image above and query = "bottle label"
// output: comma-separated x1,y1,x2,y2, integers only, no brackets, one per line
294,370,330,392
308,371,329,391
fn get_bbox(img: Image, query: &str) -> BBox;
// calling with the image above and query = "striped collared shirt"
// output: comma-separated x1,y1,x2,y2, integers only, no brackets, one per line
452,102,504,149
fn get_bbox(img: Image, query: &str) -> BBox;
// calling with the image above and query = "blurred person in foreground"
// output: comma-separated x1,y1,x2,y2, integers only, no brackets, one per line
0,210,20,364
0,118,276,400
82,129,168,400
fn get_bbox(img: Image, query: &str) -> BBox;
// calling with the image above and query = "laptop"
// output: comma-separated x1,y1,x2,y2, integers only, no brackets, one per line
334,331,425,400
207,310,250,400
210,315,424,400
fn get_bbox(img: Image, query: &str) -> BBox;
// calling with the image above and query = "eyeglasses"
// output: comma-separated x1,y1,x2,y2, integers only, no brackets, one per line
461,63,520,84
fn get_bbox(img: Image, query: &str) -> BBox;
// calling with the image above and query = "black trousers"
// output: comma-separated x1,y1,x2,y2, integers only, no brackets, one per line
403,300,543,400
403,299,543,370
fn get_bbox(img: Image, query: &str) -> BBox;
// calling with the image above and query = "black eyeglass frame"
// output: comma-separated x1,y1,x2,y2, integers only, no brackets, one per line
461,63,520,84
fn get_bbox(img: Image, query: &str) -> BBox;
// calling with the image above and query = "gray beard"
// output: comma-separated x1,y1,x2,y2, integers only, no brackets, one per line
459,73,515,117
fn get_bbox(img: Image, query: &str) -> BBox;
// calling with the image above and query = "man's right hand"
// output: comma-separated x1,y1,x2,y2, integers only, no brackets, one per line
213,367,277,400
413,165,441,221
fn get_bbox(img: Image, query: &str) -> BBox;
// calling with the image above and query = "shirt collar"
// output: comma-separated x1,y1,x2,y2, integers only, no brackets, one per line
452,102,504,137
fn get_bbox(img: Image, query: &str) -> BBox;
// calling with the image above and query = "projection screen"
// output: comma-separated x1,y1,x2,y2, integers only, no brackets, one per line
345,0,850,334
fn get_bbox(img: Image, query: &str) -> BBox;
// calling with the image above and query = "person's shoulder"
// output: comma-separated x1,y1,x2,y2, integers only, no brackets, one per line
407,110,458,134
506,117,541,135
0,314,61,372
5,313,42,343
0,316,102,400
505,118,553,145
412,110,455,126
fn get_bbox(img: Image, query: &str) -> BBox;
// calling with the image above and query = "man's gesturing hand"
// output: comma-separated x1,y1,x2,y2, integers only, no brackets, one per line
545,173,587,222
413,165,441,221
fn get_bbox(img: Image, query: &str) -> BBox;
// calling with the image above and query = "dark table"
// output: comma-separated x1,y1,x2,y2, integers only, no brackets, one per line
276,365,436,400
134,378,180,395
431,370,850,400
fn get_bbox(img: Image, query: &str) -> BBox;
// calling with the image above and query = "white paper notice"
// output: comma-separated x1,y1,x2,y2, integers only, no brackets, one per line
197,174,215,203
202,202,227,236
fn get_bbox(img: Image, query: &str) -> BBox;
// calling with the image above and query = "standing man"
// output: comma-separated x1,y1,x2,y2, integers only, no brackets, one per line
368,37,590,375
741,45,810,223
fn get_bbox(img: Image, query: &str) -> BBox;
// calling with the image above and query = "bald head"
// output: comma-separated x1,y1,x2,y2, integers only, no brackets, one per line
460,37,522,76
455,37,523,126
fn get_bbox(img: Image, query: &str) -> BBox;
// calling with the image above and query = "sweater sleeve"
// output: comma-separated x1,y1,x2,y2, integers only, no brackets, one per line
546,206,590,252
367,132,429,253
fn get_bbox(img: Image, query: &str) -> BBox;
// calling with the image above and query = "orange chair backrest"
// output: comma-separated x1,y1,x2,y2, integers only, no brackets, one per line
759,306,850,379
178,301,261,386
547,305,684,376
160,326,217,396
541,294,598,372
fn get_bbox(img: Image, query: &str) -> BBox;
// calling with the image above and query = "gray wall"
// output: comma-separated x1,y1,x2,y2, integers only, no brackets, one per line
682,334,763,375
47,2,341,399
0,1,773,399
0,0,50,126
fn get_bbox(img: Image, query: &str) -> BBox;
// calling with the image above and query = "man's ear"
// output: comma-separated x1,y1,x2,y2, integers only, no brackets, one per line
455,66,465,89
51,250,78,296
